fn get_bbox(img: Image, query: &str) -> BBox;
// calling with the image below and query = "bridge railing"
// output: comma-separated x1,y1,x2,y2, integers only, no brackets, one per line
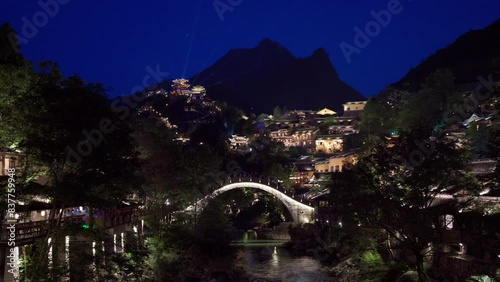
219,175,313,206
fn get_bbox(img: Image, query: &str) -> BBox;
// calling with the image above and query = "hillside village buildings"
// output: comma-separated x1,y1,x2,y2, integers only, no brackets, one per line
266,101,366,153
225,100,367,189
247,101,365,188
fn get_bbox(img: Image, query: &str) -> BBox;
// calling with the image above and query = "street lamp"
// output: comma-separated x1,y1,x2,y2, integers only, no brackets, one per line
164,199,171,223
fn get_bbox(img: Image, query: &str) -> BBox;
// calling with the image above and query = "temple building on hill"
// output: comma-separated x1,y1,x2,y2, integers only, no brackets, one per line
170,80,211,105
171,78,191,96
191,85,207,102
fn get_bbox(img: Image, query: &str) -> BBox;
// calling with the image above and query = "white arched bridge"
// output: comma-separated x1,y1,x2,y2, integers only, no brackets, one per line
185,176,315,224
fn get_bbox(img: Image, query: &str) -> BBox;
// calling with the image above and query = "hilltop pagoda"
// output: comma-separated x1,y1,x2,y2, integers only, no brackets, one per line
191,85,207,102
171,78,191,96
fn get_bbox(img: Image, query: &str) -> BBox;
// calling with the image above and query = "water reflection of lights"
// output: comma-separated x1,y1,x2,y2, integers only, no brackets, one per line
243,242,331,281
271,247,279,267
65,236,70,268
121,233,125,252
92,241,96,271
47,237,52,268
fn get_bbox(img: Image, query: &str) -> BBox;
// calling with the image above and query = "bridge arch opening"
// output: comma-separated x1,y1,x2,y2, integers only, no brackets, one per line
187,182,315,224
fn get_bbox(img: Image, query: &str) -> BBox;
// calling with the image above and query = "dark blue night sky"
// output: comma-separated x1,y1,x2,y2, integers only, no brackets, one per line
1,0,499,99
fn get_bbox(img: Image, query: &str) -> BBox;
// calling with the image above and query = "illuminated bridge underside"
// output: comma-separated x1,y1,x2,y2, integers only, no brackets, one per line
186,182,315,224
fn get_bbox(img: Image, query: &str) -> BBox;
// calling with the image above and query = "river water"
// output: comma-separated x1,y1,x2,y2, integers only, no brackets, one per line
232,232,334,282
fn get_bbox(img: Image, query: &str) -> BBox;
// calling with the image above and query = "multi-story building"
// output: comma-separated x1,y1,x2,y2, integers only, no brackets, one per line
269,129,293,146
271,112,302,130
314,134,345,154
289,157,316,189
0,151,24,176
228,135,250,151
290,128,318,148
327,124,356,135
314,101,365,154
342,101,367,117
313,152,357,173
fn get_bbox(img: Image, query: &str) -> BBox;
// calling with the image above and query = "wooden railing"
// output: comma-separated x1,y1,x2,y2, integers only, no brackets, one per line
0,215,85,246
0,207,142,246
